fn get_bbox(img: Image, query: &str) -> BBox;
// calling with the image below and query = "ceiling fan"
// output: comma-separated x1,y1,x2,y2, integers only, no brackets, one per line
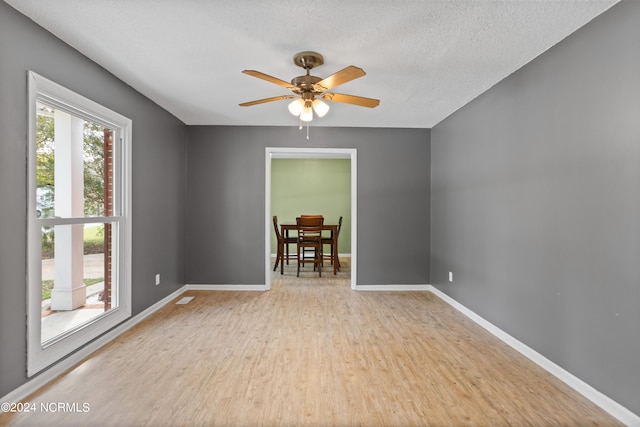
239,51,380,122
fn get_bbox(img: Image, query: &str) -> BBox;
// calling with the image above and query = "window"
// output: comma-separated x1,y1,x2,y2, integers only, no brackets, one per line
27,71,132,376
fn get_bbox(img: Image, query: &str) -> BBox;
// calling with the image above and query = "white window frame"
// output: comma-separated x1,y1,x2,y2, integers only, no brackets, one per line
26,71,132,376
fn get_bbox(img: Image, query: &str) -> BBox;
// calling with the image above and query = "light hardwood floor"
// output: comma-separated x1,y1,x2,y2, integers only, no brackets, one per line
1,259,621,426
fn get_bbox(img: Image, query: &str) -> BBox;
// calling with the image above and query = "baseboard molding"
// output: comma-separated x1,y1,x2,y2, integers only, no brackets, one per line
185,284,268,291
355,284,432,291
1,286,188,405
429,286,640,427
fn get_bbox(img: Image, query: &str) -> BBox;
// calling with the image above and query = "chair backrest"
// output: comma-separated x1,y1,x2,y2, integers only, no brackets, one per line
301,215,325,237
272,215,282,241
336,216,343,236
296,216,324,242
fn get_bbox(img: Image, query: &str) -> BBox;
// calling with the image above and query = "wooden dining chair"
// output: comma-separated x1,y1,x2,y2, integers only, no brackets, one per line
296,216,324,277
300,215,324,264
322,216,342,273
272,216,296,274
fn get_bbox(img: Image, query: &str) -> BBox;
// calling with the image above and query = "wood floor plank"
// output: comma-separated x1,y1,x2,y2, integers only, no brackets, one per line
1,260,622,426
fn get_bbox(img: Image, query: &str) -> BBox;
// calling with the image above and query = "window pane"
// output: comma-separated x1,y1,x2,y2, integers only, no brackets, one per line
36,101,114,219
29,72,131,376
41,223,117,344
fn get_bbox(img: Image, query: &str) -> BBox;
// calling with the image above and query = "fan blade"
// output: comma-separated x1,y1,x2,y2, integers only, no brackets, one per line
239,95,295,107
315,66,366,91
242,70,295,89
322,93,380,108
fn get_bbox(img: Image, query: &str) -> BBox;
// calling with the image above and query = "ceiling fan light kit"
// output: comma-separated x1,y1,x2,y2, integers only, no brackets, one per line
312,98,330,118
287,98,304,116
240,51,379,125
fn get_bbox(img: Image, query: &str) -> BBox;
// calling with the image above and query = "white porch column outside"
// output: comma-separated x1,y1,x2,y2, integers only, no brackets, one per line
51,110,86,311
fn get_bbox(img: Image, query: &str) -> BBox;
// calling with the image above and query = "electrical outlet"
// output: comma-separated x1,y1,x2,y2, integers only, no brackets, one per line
448,271,453,282
155,274,160,285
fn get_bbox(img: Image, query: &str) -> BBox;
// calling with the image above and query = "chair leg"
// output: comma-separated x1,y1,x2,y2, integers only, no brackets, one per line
273,242,281,272
314,248,318,271
280,245,285,275
297,245,323,277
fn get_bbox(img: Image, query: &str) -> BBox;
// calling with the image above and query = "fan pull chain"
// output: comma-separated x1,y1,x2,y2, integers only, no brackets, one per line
297,117,310,140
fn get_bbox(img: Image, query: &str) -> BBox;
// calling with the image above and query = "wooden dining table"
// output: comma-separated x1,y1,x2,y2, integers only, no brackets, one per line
280,222,341,275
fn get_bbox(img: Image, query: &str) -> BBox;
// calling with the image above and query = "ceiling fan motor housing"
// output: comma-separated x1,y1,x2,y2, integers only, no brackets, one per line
291,75,323,93
293,51,324,70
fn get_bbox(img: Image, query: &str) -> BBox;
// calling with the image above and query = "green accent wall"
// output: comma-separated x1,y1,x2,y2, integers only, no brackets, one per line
271,159,351,254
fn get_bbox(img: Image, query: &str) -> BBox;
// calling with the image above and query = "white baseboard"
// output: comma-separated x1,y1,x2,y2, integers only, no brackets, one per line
188,283,427,293
355,284,432,291
185,284,268,291
429,286,640,427
1,286,188,405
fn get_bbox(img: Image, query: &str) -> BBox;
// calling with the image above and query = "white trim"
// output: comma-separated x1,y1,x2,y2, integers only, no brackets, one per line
271,150,352,159
26,71,133,376
185,284,268,291
265,147,357,290
29,73,131,129
265,150,272,290
37,216,122,226
2,286,186,405
429,286,640,426
350,150,357,290
356,284,432,291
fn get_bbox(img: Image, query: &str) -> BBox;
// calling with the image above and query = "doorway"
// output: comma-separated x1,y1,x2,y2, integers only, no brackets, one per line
265,147,357,290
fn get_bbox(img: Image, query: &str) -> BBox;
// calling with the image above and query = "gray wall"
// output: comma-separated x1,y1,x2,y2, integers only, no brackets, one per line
0,2,187,397
431,1,640,414
186,126,430,285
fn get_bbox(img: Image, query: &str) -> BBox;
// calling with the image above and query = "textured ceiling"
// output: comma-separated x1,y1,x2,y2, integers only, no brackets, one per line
5,0,618,128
